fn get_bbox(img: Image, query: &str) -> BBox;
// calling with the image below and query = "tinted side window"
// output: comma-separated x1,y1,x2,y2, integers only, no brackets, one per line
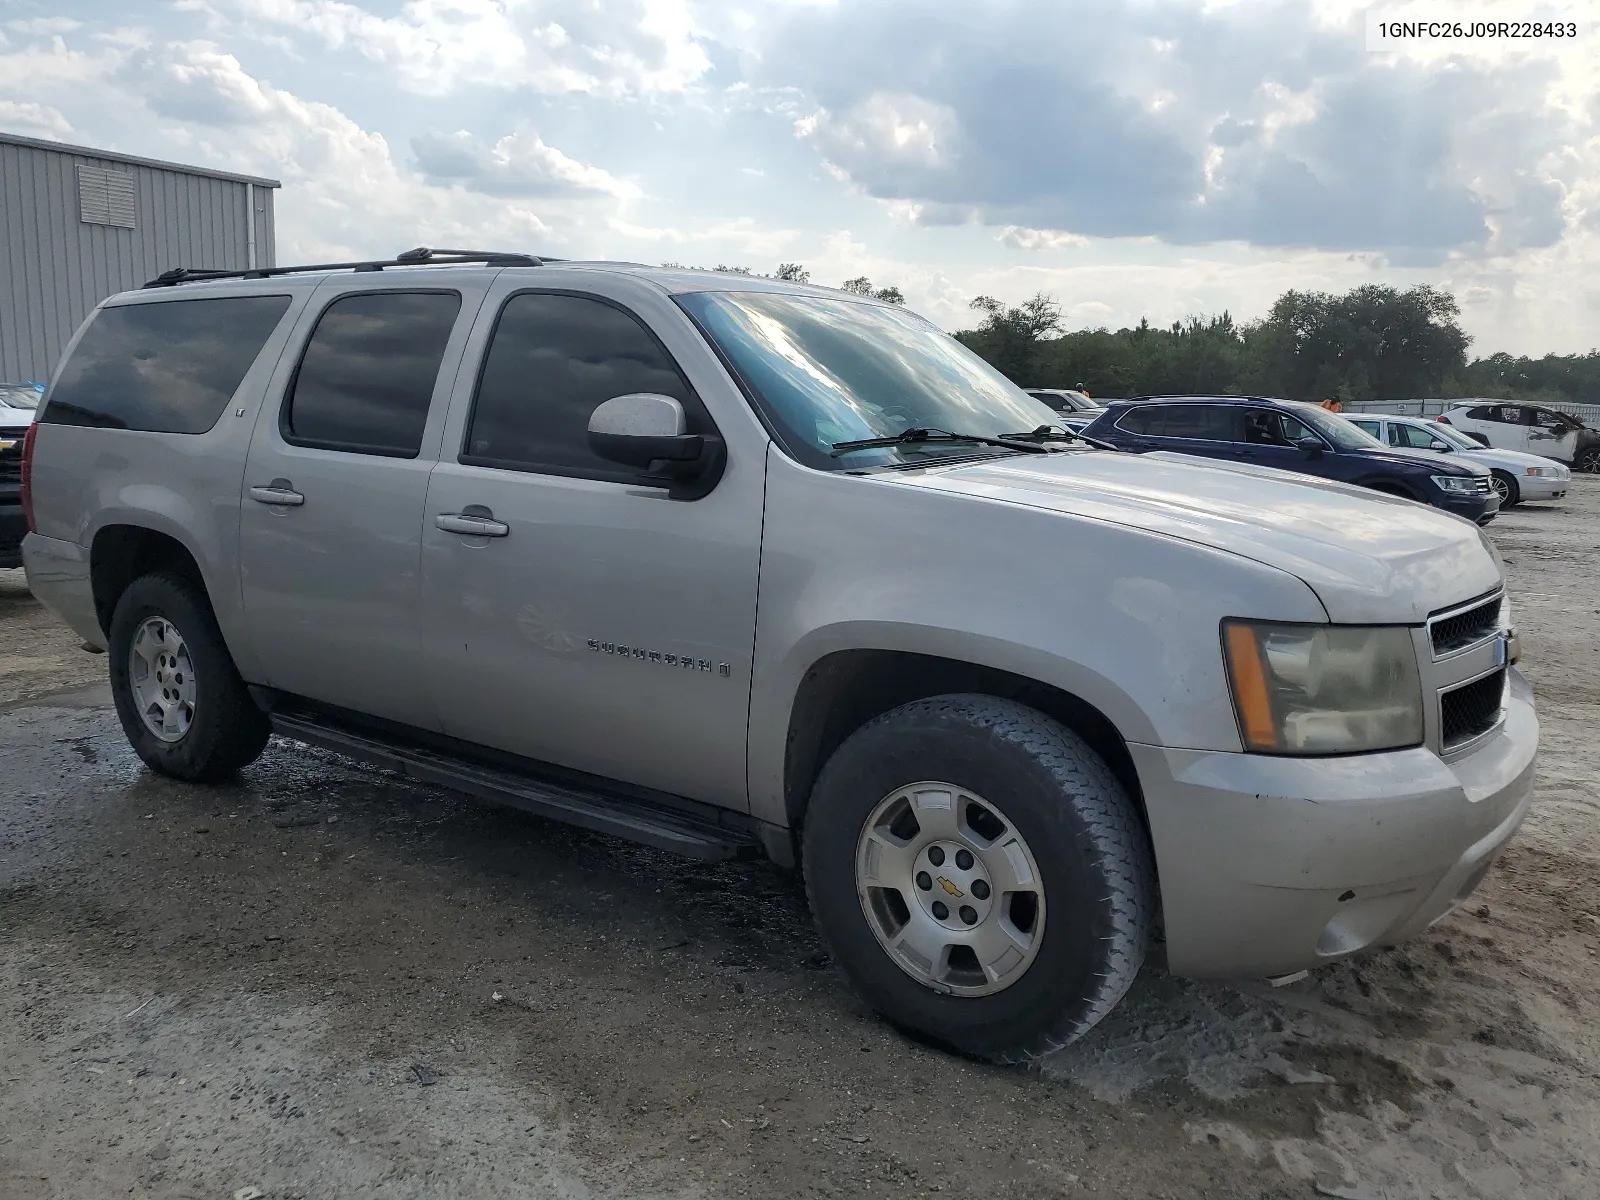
1399,424,1442,449
1116,407,1159,435
1465,406,1497,421
45,296,290,433
284,291,461,457
1160,404,1233,440
464,292,696,478
1235,409,1299,448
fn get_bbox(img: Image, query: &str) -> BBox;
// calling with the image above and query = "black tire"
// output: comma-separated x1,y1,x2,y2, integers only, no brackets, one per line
1489,470,1520,507
108,572,269,782
802,694,1154,1062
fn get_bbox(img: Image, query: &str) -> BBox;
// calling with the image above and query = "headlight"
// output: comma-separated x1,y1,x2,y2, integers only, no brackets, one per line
1432,474,1480,495
1525,466,1555,477
1222,621,1423,754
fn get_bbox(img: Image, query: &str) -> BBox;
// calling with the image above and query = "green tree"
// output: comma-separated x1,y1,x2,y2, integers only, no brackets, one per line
956,294,1063,382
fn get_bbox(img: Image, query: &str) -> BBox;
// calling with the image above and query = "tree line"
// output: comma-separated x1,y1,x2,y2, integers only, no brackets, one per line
954,285,1598,407
667,262,1595,407
661,261,905,305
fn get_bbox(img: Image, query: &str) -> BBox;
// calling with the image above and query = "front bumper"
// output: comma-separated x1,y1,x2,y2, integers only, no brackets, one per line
1437,492,1498,524
1131,668,1537,978
1519,475,1567,502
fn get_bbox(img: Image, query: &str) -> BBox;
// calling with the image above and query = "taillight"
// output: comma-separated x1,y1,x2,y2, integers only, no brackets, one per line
1435,415,1450,424
19,422,38,533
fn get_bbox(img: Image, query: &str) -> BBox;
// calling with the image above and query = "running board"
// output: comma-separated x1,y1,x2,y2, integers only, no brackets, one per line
267,711,760,862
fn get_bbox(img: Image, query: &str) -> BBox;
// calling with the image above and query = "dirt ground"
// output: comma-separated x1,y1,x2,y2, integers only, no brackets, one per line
2,482,1597,1200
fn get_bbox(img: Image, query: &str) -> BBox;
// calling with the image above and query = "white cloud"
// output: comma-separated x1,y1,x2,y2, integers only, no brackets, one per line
0,99,73,137
216,0,712,96
1000,227,1090,252
411,129,638,199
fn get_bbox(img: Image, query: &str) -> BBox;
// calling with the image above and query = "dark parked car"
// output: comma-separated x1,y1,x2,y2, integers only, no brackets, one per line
0,383,45,569
1080,396,1499,525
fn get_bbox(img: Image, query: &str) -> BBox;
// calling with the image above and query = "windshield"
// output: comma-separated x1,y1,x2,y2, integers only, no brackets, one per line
0,384,42,412
1293,405,1385,451
678,291,1063,469
1424,422,1481,451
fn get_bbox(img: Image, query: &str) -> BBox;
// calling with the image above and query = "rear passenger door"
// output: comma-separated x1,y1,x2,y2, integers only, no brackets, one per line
238,280,487,728
418,281,764,811
1478,406,1529,453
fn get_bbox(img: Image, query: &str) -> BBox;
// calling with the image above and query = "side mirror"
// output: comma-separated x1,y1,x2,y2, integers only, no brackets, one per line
1430,440,1450,452
587,393,725,499
1294,437,1324,457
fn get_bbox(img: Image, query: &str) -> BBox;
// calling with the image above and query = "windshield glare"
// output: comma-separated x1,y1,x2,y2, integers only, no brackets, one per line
0,385,41,411
678,290,1063,468
1423,422,1480,450
1296,406,1383,450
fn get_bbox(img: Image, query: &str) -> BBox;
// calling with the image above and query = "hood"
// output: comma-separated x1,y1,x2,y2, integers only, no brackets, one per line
1346,445,1489,476
882,450,1502,624
1463,446,1568,470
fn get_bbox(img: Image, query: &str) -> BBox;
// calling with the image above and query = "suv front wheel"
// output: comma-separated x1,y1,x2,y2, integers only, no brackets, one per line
803,694,1154,1062
108,572,270,781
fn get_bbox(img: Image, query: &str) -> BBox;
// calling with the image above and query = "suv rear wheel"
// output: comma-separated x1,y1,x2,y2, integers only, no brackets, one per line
108,572,270,781
803,694,1153,1062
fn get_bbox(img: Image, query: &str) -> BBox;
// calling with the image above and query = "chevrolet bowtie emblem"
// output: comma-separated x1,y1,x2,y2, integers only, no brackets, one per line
936,876,963,898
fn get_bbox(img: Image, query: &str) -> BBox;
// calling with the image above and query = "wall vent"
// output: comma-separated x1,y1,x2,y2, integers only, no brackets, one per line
77,164,137,229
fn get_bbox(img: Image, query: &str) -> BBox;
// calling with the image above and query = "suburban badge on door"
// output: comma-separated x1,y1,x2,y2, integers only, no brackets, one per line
586,639,731,676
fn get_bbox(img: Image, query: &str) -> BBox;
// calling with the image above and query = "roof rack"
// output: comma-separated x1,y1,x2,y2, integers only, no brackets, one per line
142,246,553,289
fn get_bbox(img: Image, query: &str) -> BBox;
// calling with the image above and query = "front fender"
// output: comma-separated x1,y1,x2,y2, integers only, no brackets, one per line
746,450,1329,828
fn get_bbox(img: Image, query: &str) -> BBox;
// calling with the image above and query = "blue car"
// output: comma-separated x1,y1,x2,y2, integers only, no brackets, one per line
1079,396,1499,525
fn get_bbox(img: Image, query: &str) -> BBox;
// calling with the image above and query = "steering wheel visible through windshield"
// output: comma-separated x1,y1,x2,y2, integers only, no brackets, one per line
677,290,1064,470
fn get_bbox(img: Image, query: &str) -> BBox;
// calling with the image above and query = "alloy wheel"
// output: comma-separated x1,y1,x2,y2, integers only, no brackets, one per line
855,782,1046,997
128,616,197,742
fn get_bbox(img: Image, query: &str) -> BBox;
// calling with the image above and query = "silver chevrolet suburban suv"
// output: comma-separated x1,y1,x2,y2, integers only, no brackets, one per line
20,249,1537,1061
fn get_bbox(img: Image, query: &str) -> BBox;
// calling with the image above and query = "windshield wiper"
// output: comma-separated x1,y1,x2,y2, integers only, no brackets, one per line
1001,424,1121,453
830,426,1048,456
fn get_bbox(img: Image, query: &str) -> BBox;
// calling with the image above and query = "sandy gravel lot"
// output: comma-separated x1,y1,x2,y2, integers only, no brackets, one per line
2,480,1596,1200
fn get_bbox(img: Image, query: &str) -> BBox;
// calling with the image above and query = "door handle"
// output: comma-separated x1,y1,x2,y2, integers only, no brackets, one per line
249,479,305,506
436,509,509,538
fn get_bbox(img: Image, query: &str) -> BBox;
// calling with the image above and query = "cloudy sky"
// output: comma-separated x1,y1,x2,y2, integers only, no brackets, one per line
3,0,1597,355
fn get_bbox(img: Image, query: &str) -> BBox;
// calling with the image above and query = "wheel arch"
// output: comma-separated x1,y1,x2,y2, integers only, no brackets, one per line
89,524,210,638
781,648,1152,850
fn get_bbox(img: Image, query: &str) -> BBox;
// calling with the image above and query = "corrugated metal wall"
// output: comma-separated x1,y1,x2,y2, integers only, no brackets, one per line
0,135,279,383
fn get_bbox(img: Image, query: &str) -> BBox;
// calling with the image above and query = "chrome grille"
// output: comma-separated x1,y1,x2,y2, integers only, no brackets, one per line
1471,476,1492,494
1440,670,1506,748
1430,595,1501,656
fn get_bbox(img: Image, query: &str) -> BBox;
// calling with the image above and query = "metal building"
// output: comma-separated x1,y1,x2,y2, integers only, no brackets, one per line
0,131,280,383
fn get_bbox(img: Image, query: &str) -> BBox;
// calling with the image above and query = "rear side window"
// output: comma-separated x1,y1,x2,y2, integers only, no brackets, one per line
45,296,291,433
462,292,697,478
1118,404,1233,440
283,291,461,457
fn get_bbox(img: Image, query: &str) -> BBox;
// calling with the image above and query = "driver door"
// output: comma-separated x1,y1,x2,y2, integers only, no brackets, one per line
1527,408,1579,462
417,278,764,811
